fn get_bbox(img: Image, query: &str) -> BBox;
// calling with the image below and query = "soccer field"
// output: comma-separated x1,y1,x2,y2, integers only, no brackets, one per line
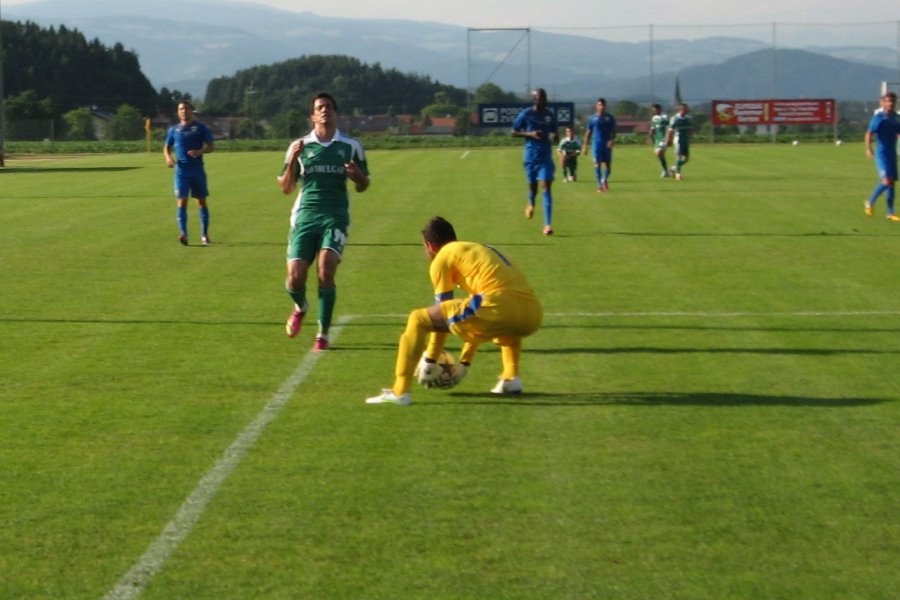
1,144,898,599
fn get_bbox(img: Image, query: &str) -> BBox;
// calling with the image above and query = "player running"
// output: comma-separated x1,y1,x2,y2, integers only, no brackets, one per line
583,97,617,192
558,126,582,182
864,92,900,221
164,101,215,245
648,103,670,178
277,92,371,352
665,103,692,181
512,88,559,235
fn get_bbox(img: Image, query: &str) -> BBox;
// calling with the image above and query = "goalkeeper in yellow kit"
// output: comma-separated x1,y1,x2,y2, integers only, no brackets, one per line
366,216,543,405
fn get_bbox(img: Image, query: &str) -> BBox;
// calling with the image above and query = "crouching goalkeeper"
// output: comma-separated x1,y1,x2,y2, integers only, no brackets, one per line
366,216,543,405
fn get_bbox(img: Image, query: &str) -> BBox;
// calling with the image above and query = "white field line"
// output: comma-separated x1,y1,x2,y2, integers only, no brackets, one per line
460,150,470,159
101,316,351,600
102,307,895,598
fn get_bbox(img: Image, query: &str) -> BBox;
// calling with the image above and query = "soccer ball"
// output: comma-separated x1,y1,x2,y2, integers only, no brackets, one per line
835,139,843,146
792,140,799,146
415,350,464,389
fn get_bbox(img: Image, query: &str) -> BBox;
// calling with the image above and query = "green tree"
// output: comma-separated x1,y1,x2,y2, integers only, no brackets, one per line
613,99,641,117
236,119,265,139
5,90,56,120
5,90,58,140
108,104,144,140
1,21,159,116
268,109,308,139
453,111,471,137
62,107,96,140
204,54,466,118
473,82,518,106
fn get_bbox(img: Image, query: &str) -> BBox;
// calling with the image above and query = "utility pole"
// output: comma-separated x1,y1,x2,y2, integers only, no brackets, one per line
245,85,258,140
0,3,6,167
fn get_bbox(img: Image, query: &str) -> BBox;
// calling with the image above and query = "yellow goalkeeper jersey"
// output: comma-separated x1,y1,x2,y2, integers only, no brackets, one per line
429,241,536,303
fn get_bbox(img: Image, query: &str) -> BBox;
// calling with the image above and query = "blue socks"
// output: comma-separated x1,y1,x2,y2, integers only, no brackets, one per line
542,189,552,226
199,206,210,237
177,206,188,236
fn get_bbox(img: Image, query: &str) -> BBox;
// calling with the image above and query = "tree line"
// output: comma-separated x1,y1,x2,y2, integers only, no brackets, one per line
2,19,873,142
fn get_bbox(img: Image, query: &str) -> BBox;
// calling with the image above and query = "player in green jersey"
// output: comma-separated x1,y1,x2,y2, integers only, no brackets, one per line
648,103,670,178
277,92,370,352
665,103,692,181
557,126,582,182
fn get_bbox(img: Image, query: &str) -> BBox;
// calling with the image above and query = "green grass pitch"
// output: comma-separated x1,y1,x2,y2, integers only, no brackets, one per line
0,143,898,599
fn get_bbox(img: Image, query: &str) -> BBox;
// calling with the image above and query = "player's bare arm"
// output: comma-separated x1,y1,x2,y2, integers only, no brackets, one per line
345,161,370,192
276,139,303,194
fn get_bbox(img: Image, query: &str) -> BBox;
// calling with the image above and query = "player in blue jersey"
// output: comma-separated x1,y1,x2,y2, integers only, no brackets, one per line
665,103,692,181
864,92,900,221
164,101,215,245
582,97,617,192
277,92,371,352
512,88,559,236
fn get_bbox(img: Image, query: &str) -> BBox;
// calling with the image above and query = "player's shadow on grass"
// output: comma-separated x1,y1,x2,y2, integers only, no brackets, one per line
1,166,140,173
437,391,888,407
528,346,899,356
543,323,900,334
605,230,877,238
350,241,547,248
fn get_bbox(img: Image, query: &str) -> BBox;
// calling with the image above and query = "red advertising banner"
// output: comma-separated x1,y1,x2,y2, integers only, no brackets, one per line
712,99,835,126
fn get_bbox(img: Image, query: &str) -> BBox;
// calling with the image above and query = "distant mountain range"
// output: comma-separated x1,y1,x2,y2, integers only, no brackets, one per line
6,0,899,103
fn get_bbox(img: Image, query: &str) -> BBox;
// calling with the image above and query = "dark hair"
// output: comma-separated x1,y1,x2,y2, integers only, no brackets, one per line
422,216,457,246
177,100,194,110
310,92,338,114
651,103,662,111
597,97,606,104
883,92,897,101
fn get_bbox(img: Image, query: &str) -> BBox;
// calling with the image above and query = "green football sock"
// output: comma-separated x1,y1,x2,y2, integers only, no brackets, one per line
318,286,336,335
287,284,307,312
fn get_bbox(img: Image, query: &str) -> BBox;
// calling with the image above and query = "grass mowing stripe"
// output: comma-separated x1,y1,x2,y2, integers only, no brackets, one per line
547,310,900,317
101,317,351,600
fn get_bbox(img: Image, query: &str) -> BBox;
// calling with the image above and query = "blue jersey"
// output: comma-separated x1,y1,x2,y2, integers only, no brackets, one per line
512,107,557,164
165,120,214,166
868,110,900,161
586,112,617,149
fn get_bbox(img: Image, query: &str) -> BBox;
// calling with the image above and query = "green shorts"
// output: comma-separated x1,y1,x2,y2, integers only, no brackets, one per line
286,215,349,263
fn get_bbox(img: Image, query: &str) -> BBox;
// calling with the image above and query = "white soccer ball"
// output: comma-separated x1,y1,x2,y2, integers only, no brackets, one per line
415,350,463,389
835,139,843,146
792,140,799,146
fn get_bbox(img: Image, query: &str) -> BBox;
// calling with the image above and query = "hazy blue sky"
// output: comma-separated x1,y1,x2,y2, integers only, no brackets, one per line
3,0,897,30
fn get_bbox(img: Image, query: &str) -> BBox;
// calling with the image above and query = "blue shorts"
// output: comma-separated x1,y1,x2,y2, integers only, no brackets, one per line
174,165,209,199
876,154,898,181
593,145,613,165
523,159,555,184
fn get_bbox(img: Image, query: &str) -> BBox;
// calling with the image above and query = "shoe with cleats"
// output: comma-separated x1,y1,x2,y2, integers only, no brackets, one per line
312,335,329,352
490,376,523,394
365,389,412,405
525,205,535,219
285,309,306,338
